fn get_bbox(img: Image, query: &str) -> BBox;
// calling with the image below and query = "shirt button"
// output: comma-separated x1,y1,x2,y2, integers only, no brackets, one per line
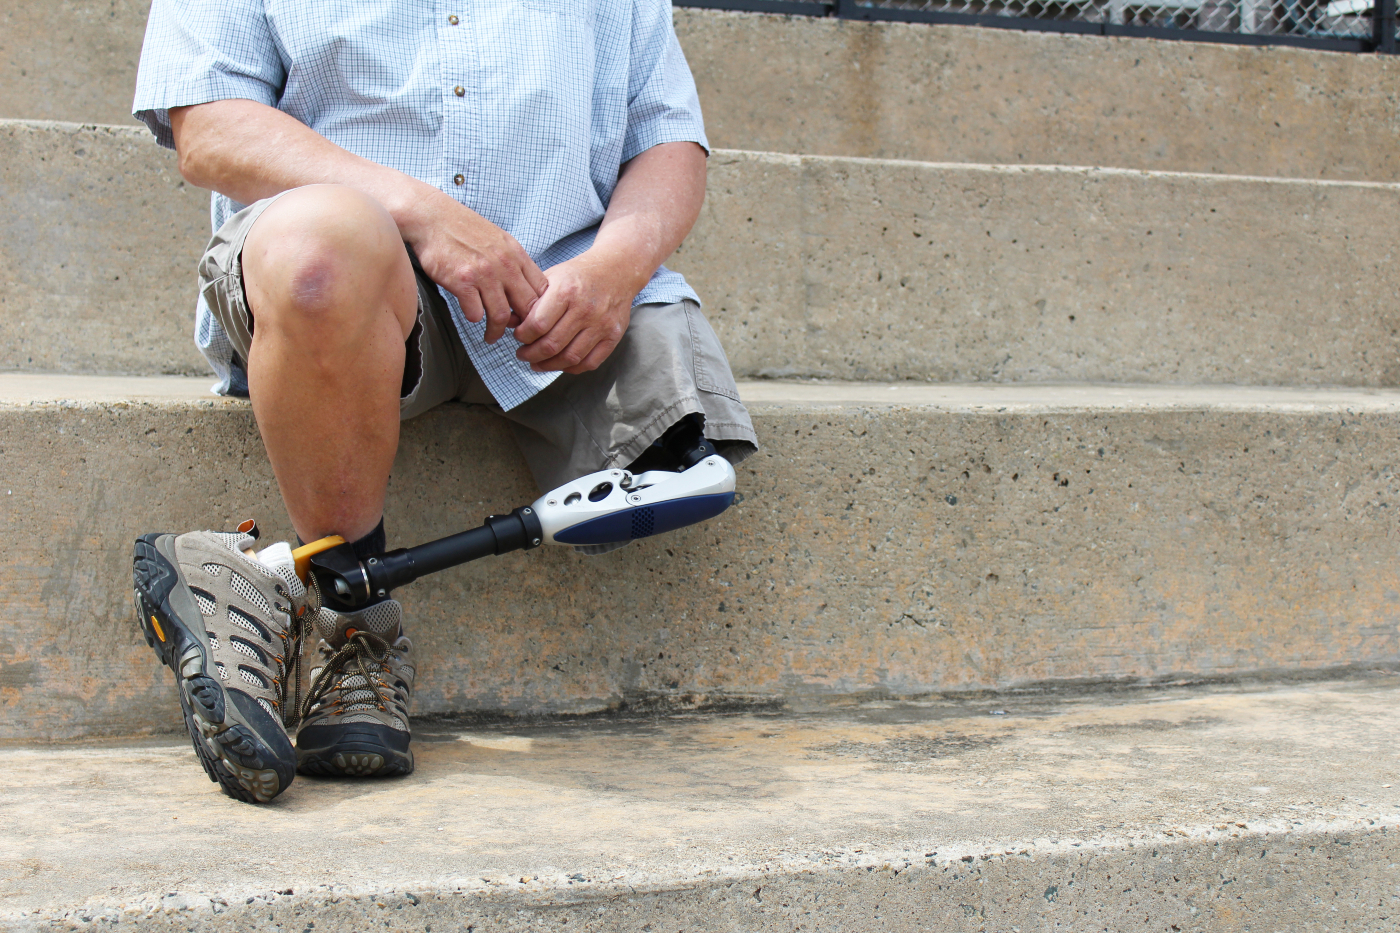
453,86,465,97
448,13,460,23
453,174,465,186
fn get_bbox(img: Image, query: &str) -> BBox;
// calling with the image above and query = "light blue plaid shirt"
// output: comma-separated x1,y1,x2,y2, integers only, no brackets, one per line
132,0,708,409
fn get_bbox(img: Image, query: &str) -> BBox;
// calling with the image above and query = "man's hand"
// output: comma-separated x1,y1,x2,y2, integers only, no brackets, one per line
512,251,643,374
512,141,707,373
399,192,548,344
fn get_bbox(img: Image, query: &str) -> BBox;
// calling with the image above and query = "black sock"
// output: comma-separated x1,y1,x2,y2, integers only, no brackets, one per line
349,519,386,563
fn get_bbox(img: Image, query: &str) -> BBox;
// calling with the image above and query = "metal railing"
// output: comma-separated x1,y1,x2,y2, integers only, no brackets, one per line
677,0,1397,52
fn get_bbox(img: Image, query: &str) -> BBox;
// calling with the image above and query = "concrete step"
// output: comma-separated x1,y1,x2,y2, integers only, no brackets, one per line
0,120,208,377
0,0,147,125
5,2,1398,181
1,679,1397,930
3,374,1398,741
677,9,1400,181
7,120,1400,386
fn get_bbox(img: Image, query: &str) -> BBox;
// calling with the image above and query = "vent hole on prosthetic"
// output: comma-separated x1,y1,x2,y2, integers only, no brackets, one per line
564,492,582,506
631,508,656,539
588,482,612,502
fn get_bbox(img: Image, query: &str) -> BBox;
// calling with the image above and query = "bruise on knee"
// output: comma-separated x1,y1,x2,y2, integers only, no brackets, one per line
287,253,340,312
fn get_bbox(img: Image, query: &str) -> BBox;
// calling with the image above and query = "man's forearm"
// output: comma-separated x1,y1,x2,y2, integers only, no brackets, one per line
171,99,441,242
171,99,547,332
587,141,707,297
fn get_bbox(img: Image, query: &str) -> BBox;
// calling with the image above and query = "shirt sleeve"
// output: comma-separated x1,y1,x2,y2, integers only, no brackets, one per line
132,0,286,150
621,0,710,164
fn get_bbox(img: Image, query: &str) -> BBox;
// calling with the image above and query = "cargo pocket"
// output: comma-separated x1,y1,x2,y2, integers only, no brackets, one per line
685,301,742,402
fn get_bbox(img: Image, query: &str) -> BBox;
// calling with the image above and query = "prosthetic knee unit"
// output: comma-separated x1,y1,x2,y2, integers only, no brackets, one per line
292,416,736,606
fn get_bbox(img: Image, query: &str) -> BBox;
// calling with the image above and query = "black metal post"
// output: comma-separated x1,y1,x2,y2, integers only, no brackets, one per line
307,506,543,606
365,506,543,594
1376,0,1396,53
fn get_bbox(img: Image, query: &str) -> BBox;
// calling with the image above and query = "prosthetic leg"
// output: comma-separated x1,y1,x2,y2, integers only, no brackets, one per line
287,418,736,605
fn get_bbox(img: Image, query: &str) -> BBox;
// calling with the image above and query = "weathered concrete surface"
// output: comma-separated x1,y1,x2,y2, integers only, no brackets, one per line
3,375,1400,740
0,0,147,125
8,124,1400,386
0,121,207,376
677,8,1400,180
1,681,1398,931
682,152,1400,385
6,1,1400,181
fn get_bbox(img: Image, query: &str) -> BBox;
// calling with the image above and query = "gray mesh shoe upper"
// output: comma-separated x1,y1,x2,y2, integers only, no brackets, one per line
297,598,414,734
173,531,309,726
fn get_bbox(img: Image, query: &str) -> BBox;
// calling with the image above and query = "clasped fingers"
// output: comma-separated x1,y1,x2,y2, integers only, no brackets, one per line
414,212,548,337
515,283,630,373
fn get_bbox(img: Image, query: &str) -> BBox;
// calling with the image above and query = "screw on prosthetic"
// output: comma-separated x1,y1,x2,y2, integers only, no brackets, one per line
292,420,736,607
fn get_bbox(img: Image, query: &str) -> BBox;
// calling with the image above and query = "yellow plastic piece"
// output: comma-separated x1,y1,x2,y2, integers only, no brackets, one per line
292,536,347,582
150,615,166,643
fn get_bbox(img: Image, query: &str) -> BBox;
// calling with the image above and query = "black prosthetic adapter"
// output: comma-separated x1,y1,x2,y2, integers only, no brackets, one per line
307,506,543,608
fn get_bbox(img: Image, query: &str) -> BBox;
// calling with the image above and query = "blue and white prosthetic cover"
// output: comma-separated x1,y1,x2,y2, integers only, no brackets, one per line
533,456,736,547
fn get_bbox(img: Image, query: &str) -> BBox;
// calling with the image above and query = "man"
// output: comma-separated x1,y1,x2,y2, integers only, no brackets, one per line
129,0,757,804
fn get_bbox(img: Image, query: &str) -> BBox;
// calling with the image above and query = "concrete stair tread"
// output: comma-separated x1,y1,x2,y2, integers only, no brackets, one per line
714,149,1400,188
5,372,1400,740
0,373,219,404
2,678,1397,929
8,372,1400,412
9,120,1400,387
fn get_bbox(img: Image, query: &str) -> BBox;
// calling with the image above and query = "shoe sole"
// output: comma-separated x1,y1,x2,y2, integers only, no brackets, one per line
132,533,296,804
297,722,414,778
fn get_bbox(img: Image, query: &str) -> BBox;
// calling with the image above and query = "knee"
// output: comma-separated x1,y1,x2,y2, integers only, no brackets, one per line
243,186,411,337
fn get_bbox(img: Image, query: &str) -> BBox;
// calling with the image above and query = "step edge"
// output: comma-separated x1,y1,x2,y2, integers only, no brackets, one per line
6,373,1400,413
709,147,1400,190
3,811,1395,924
6,118,1395,190
0,117,148,138
739,379,1400,411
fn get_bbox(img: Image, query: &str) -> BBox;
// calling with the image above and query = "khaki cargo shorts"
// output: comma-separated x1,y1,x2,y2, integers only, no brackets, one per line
198,191,758,491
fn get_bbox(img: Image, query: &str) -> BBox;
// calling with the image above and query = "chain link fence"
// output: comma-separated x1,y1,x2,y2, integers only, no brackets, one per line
678,0,1396,51
864,0,1376,39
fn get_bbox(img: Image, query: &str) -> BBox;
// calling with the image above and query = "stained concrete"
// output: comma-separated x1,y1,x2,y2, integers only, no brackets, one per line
7,123,1400,386
3,375,1400,740
676,8,1400,181
680,152,1400,385
1,680,1398,931
0,0,148,125
0,121,208,377
6,1,1400,181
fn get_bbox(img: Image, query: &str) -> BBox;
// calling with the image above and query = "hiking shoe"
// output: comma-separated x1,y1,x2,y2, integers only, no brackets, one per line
294,599,415,778
132,530,305,803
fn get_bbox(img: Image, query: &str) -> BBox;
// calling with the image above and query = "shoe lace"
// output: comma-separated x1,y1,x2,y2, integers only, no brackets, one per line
296,627,395,728
270,580,313,731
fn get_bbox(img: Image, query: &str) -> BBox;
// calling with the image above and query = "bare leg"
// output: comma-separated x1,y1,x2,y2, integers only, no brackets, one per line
240,185,418,545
